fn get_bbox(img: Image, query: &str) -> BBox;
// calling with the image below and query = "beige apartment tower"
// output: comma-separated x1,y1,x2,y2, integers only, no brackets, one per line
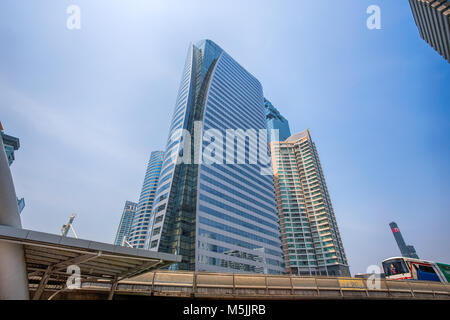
270,130,350,276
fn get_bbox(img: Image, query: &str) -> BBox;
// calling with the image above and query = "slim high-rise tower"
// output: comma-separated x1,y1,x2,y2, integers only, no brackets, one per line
270,130,350,276
389,222,419,259
114,201,137,246
408,0,450,63
146,40,284,274
128,151,164,248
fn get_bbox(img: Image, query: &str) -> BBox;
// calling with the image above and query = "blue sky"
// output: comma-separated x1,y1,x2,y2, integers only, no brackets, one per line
0,0,449,274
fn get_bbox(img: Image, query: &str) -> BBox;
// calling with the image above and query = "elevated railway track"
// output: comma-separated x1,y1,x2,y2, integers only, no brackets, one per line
35,270,450,300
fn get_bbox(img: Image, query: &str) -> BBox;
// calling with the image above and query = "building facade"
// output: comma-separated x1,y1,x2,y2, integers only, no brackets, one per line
264,98,291,143
145,40,284,274
270,130,350,276
114,201,137,246
389,222,419,259
128,151,164,248
409,0,450,63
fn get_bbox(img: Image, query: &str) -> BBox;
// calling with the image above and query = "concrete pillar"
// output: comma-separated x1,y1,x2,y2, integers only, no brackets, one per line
0,137,29,300
108,278,119,300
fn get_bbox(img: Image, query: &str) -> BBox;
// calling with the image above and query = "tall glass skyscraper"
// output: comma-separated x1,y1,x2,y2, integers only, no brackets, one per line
264,98,291,143
114,201,137,246
128,151,164,248
146,40,284,274
270,130,350,276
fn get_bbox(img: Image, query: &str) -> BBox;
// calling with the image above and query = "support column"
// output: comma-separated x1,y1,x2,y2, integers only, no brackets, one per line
108,277,119,300
0,137,29,299
32,266,53,300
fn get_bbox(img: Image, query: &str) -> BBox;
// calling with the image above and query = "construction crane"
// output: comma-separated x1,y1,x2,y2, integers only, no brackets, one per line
122,238,133,248
61,214,78,238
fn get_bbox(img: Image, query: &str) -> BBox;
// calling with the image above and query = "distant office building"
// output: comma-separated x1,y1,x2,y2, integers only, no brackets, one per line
128,151,164,248
409,0,450,63
146,40,284,274
114,201,137,246
389,222,419,259
1,123,25,213
270,129,350,276
1,130,20,166
264,98,291,143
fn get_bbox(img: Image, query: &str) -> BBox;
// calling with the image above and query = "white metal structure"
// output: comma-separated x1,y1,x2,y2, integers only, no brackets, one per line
61,214,78,238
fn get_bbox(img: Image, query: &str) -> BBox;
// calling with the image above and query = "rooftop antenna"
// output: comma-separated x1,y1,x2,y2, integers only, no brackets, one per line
61,214,78,238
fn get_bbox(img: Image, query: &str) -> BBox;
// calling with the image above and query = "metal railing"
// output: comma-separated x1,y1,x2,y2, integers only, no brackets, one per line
80,270,450,300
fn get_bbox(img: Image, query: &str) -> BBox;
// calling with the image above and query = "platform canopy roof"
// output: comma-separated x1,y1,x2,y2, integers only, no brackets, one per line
0,224,181,295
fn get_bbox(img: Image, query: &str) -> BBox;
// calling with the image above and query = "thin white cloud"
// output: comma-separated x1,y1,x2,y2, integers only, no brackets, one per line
0,78,142,166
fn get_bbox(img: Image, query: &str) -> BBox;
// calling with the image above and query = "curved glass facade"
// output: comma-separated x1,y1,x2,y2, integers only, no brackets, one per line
147,40,284,274
128,151,164,248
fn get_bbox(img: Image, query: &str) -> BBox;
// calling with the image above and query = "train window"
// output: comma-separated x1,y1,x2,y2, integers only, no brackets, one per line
383,259,408,276
415,264,441,282
417,265,436,274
